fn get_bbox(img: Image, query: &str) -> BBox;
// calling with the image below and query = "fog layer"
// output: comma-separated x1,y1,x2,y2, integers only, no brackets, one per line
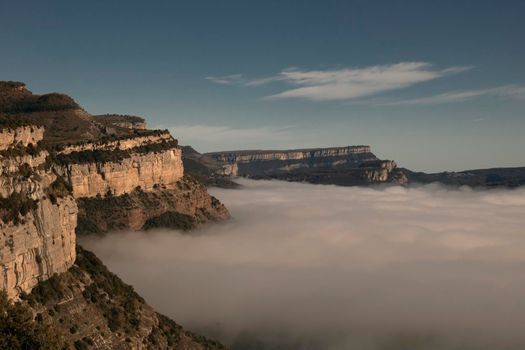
81,179,525,350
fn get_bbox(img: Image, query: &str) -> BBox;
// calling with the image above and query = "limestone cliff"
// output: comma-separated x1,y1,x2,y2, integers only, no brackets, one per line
208,146,373,164
205,146,406,185
0,127,77,299
0,125,44,151
57,146,184,198
0,81,229,349
76,176,229,234
51,135,229,231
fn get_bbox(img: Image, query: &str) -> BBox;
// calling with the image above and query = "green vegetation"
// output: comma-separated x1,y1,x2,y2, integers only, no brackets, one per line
142,211,196,231
0,141,44,158
49,128,171,152
0,291,65,350
93,114,145,124
0,193,38,224
72,246,144,334
45,176,73,204
0,88,79,114
0,115,40,130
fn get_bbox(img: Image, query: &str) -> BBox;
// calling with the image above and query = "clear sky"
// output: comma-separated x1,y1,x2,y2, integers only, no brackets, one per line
1,0,524,172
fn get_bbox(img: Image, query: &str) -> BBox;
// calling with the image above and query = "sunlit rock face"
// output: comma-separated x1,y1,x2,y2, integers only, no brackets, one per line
0,125,44,151
59,148,184,198
0,127,77,299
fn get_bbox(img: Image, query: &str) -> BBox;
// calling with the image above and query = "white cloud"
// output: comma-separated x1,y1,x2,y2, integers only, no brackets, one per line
82,180,525,349
382,84,525,106
205,74,245,85
206,62,472,101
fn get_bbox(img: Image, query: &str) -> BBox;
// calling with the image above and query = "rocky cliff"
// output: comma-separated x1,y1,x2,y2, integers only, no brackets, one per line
0,126,77,299
205,146,407,185
57,145,184,198
0,81,228,349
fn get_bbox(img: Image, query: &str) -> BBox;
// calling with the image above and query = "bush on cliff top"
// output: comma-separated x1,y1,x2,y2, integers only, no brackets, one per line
0,193,38,224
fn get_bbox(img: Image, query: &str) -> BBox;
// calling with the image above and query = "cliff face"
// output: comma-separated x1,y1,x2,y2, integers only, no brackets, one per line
0,127,77,299
0,81,229,348
205,146,406,185
76,176,229,234
208,146,372,163
51,134,228,231
0,125,44,151
59,147,183,198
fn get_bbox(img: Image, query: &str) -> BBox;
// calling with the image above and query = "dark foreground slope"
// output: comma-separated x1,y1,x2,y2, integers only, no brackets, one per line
18,246,225,350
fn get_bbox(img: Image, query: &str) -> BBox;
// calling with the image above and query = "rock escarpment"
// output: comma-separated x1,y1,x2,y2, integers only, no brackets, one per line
77,176,230,234
0,81,228,349
0,126,77,299
56,143,184,198
206,146,407,186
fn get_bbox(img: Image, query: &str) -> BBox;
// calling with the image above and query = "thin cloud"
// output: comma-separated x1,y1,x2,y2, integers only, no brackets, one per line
205,74,245,85
382,85,525,106
206,62,472,101
82,180,525,350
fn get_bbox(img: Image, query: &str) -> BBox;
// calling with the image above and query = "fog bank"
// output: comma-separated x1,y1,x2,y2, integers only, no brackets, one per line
81,179,525,349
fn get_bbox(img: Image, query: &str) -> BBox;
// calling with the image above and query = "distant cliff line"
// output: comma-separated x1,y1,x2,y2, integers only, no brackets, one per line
206,145,372,163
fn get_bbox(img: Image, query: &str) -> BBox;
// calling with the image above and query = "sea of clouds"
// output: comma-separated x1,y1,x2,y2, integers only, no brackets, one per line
81,179,525,350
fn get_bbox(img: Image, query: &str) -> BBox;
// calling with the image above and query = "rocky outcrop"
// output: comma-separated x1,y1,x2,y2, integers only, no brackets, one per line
205,146,406,185
76,176,230,234
1,197,77,299
57,147,184,198
0,125,44,151
1,81,231,348
0,127,77,299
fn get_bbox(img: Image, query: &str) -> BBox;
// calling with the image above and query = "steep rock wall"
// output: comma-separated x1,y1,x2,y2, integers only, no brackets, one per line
76,176,230,234
0,127,77,299
207,146,378,177
58,148,184,198
206,146,407,186
0,197,77,299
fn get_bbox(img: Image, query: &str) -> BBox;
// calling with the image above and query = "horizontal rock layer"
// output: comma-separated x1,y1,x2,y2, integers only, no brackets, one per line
57,131,172,154
207,145,372,163
76,176,230,234
58,148,184,198
205,146,408,186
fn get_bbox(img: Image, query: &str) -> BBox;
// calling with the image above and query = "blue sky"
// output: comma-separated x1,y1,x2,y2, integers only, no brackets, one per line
1,0,524,171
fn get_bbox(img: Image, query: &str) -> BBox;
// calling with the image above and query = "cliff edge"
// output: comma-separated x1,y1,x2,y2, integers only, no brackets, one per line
0,81,228,349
